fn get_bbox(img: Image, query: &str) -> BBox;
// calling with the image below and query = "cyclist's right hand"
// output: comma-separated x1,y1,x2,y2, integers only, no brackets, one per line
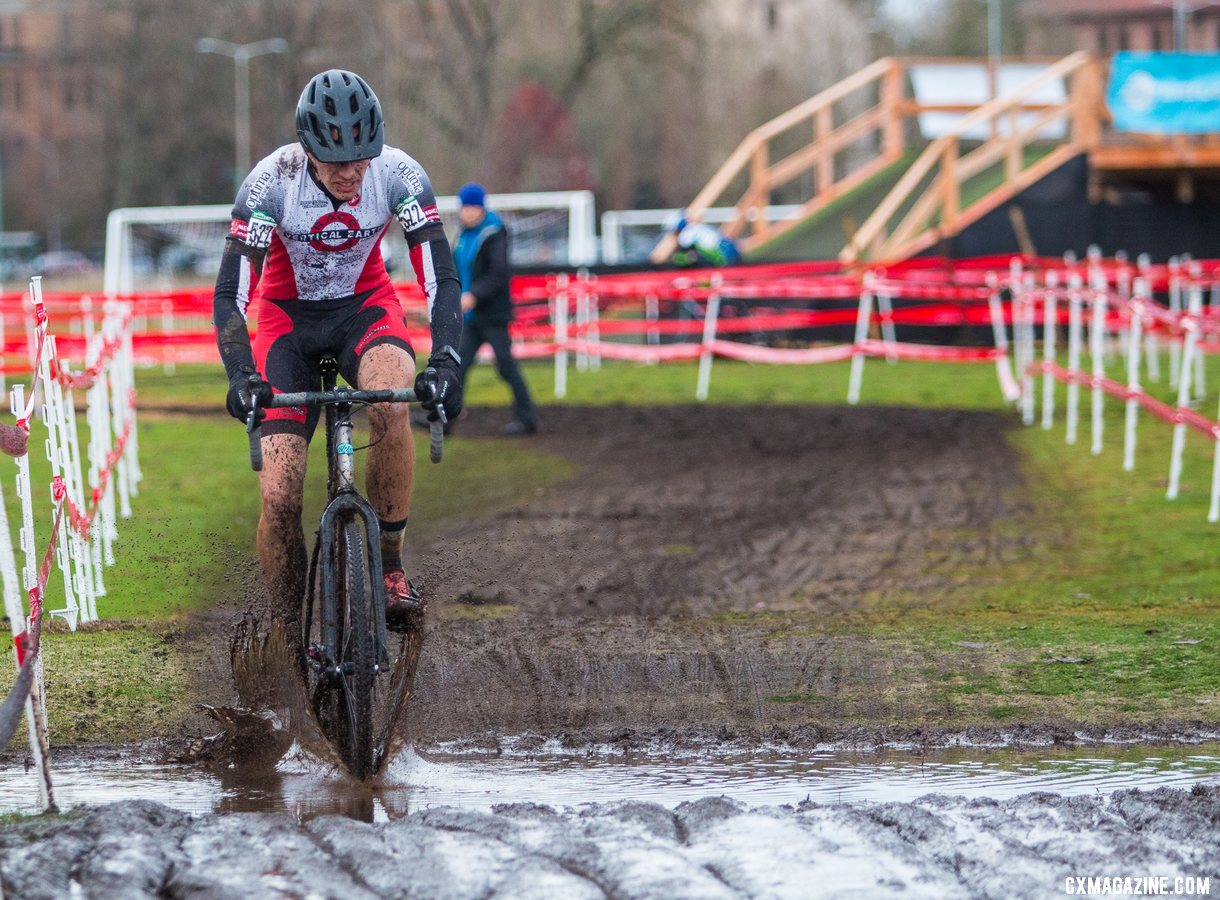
226,366,273,423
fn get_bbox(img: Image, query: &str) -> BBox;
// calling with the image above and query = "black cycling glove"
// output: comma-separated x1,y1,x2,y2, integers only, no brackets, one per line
414,345,463,423
225,365,273,423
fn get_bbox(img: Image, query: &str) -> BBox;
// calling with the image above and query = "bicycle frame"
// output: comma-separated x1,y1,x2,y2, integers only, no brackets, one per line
314,362,391,677
242,363,442,777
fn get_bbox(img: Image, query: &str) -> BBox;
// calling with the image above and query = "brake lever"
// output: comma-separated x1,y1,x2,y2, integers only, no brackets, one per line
245,378,263,471
424,376,446,464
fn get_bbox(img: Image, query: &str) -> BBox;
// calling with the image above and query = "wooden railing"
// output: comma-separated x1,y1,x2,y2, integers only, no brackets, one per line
655,53,1103,265
650,56,904,263
842,51,1101,263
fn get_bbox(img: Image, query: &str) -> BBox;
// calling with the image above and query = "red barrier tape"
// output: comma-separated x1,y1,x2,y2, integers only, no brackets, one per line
1033,361,1220,440
8,255,1220,380
15,497,64,667
58,416,134,540
708,340,857,365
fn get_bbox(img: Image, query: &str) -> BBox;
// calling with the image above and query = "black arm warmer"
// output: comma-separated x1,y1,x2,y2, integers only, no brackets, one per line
414,223,462,354
212,240,257,381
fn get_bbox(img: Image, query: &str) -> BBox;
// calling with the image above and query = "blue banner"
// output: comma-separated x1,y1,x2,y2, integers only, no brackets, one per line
1107,52,1220,134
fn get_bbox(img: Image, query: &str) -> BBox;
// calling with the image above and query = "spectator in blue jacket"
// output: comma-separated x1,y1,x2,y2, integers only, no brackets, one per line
450,182,538,435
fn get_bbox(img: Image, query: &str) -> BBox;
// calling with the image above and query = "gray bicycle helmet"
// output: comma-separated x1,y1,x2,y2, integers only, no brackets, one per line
295,69,384,163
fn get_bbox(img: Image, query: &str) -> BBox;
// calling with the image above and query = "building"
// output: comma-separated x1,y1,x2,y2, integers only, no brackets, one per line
0,1,126,255
1023,0,1220,55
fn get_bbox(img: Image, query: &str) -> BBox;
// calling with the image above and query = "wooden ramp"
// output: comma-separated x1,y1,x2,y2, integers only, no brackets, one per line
665,53,1111,264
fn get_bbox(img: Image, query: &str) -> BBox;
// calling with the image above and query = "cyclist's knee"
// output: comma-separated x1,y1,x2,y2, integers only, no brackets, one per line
357,343,414,390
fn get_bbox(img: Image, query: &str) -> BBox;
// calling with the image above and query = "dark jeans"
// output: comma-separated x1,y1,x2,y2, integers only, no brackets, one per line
458,318,537,426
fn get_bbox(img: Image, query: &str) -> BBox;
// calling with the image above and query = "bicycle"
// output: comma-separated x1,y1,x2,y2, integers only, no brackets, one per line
243,360,445,779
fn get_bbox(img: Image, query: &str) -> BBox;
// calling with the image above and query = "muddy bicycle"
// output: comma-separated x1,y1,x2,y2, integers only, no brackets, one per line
243,361,444,779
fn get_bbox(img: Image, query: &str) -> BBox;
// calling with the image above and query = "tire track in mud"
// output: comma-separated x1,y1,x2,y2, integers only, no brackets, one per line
448,405,1025,617
395,404,1032,745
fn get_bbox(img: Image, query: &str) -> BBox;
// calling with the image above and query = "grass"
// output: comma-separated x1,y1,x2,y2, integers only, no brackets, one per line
2,351,1219,743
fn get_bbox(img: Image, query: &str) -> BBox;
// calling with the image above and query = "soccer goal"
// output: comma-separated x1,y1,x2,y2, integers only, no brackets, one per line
103,190,597,295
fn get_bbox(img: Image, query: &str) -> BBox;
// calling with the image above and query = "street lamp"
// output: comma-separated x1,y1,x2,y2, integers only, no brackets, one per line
986,0,1001,69
1153,0,1220,50
195,37,289,192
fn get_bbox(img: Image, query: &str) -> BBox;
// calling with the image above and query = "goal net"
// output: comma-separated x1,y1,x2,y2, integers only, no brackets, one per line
103,190,597,295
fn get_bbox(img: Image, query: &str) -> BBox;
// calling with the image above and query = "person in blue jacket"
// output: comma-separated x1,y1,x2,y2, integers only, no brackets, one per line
450,182,538,435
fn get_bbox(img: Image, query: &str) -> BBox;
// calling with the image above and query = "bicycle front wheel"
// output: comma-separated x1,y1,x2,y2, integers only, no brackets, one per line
334,518,375,779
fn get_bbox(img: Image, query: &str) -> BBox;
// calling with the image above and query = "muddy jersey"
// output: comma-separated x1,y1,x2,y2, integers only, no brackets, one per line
213,143,462,383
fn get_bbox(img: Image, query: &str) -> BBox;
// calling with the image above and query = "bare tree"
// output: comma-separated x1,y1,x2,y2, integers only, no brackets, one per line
37,0,879,244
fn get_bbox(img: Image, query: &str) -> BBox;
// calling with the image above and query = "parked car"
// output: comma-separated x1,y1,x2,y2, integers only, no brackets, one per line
29,250,100,276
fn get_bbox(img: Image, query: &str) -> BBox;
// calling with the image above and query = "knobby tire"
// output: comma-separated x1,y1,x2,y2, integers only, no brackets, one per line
336,519,375,779
304,518,376,779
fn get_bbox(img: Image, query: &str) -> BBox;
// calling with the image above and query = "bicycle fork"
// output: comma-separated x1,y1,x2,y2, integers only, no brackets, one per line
309,404,392,681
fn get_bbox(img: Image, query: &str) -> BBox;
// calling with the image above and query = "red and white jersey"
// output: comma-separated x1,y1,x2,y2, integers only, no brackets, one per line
228,143,443,307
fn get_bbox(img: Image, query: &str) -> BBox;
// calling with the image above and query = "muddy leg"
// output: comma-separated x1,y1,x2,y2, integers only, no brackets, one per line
257,432,309,636
357,344,417,528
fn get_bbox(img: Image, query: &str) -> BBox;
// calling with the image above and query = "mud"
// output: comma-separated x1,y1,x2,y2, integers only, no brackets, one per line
3,403,1219,894
2,789,1218,898
419,404,1029,618
391,403,1039,747
44,402,1211,753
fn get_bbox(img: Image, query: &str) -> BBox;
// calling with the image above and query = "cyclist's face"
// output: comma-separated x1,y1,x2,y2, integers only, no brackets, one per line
309,155,371,201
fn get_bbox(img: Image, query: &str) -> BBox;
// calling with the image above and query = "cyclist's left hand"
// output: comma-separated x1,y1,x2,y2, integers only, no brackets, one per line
415,346,463,423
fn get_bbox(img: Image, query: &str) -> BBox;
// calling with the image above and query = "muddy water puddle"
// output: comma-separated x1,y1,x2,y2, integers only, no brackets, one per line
3,742,1220,821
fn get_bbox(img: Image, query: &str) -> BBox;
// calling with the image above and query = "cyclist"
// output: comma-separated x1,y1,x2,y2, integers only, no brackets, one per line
654,210,742,267
213,69,463,634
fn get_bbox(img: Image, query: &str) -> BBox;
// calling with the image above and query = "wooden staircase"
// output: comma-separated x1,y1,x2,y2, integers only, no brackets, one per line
661,52,1117,265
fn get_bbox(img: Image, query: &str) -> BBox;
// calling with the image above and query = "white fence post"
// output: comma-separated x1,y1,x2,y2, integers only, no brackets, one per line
645,293,660,346
1020,271,1038,426
1123,282,1145,473
1066,271,1084,446
1167,256,1182,389
847,274,875,405
1166,285,1201,500
1090,270,1108,456
987,271,1020,404
696,276,722,402
1041,270,1058,429
552,274,569,399
574,271,589,373
1137,253,1160,384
